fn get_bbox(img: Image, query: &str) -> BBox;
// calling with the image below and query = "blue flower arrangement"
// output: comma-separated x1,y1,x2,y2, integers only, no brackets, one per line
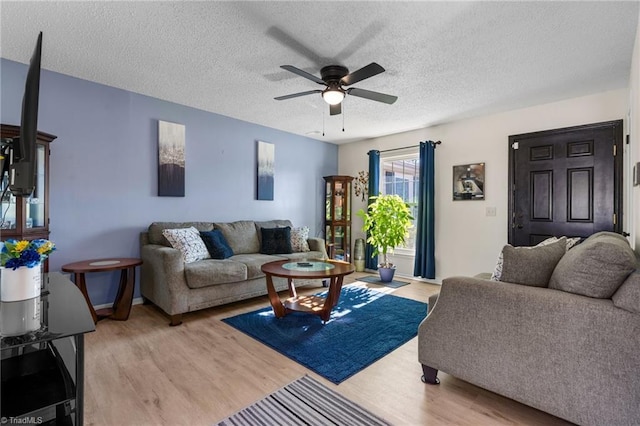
1,239,56,270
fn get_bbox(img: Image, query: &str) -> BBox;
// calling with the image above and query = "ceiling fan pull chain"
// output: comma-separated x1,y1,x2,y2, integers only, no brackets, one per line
342,102,345,132
322,106,325,137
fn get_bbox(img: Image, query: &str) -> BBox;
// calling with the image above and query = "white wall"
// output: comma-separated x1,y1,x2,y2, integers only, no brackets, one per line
630,7,640,254
339,89,628,281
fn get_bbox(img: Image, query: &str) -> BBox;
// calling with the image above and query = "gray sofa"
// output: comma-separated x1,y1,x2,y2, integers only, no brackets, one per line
140,220,328,325
418,232,640,426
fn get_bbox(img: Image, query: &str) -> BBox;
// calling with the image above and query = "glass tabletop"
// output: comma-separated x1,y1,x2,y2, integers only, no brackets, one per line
1,272,95,348
282,261,336,272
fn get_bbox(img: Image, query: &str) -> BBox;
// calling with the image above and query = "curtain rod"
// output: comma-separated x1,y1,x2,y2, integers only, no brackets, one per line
378,140,442,153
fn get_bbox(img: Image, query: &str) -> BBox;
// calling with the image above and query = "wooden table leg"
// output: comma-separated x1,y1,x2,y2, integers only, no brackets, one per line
265,274,286,318
74,272,98,324
287,278,297,298
320,276,344,322
111,266,135,320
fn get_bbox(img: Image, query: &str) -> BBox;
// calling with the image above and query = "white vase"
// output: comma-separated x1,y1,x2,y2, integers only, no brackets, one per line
0,296,41,336
1,264,42,302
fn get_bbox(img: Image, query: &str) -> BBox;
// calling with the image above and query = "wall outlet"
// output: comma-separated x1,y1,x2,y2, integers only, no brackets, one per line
486,207,497,217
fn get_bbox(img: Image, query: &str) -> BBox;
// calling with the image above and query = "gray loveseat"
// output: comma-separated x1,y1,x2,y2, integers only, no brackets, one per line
418,232,640,426
140,220,328,325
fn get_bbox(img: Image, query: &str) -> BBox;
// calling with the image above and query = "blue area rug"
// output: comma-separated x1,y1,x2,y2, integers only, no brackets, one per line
222,286,427,384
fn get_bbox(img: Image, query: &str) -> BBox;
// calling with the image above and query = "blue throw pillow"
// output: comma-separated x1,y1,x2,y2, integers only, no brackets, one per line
260,226,292,255
200,230,234,259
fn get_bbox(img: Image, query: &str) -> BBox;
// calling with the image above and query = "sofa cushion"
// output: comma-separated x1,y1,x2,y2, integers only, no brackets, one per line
587,231,629,243
149,222,214,246
230,253,283,279
200,230,234,259
499,237,566,287
491,236,579,281
215,221,260,254
255,220,293,245
184,259,247,288
290,226,311,252
549,232,636,298
282,251,325,261
255,219,293,230
260,227,293,254
612,270,640,313
162,227,211,263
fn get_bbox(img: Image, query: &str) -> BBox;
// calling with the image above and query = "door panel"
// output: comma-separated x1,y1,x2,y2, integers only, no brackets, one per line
531,170,552,221
508,120,623,246
567,168,592,222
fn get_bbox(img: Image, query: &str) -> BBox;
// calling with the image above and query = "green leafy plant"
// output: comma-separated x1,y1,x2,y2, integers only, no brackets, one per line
357,194,414,268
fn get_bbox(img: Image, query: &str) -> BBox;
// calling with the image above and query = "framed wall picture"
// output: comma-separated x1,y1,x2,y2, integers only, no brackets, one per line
453,163,485,200
257,140,274,200
158,120,185,197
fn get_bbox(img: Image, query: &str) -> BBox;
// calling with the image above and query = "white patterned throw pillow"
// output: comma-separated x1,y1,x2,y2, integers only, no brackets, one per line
290,226,311,252
162,227,211,263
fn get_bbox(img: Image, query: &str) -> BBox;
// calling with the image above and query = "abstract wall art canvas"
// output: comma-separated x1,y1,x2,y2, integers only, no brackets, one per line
158,120,185,197
257,140,274,200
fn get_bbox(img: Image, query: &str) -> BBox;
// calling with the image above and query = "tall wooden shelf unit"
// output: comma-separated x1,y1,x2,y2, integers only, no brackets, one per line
324,175,353,262
0,124,55,243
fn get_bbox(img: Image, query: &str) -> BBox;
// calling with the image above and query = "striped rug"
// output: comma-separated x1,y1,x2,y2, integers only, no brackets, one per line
216,375,391,426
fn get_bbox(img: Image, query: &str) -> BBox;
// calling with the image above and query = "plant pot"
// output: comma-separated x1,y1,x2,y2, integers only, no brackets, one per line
378,266,396,282
353,238,366,272
1,264,42,302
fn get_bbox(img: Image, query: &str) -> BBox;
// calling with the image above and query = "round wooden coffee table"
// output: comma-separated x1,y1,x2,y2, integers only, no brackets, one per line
261,259,355,322
61,257,142,324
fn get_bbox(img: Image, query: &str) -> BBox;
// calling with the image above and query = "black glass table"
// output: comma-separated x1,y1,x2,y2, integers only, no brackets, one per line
1,272,95,425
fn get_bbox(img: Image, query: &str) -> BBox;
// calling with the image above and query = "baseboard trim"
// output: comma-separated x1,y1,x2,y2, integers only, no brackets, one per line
93,297,144,311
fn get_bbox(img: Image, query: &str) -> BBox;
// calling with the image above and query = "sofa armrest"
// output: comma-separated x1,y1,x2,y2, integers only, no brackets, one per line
140,242,189,316
307,237,328,259
418,276,640,426
427,292,439,315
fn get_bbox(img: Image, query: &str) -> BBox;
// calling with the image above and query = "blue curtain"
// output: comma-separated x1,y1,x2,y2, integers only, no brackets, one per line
365,150,380,270
413,141,436,279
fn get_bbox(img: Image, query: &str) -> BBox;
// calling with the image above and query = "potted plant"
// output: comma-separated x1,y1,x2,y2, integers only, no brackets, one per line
357,194,413,282
0,238,55,301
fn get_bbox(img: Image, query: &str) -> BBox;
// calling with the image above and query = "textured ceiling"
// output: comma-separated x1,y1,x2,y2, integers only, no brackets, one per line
1,1,638,144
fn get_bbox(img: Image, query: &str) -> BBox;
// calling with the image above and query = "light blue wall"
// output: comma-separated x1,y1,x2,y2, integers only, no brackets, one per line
1,58,337,306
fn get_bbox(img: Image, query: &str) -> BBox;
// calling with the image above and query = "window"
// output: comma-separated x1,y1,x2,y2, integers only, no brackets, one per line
381,152,419,252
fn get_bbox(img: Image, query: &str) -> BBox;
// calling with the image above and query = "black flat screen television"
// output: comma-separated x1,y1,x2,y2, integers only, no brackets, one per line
2,32,43,197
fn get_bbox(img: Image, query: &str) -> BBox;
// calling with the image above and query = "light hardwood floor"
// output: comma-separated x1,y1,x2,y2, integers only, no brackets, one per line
84,273,572,426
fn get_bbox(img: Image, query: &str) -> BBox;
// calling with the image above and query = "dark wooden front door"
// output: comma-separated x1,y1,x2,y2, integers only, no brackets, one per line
508,120,623,246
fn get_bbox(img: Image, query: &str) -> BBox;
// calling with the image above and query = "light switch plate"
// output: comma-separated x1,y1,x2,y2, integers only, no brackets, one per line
634,162,640,186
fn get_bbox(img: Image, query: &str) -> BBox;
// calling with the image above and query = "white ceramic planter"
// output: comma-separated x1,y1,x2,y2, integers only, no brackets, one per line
0,296,41,336
0,264,42,302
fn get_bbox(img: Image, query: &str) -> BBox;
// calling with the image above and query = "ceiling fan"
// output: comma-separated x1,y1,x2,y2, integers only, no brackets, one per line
274,62,398,115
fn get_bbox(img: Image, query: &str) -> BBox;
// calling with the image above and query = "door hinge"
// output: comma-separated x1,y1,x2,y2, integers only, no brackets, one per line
613,213,617,225
613,144,617,156
512,142,519,150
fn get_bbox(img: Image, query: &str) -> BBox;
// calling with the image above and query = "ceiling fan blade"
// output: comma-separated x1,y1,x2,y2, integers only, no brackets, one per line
274,90,322,101
330,103,342,116
347,88,398,104
340,62,385,86
280,65,325,85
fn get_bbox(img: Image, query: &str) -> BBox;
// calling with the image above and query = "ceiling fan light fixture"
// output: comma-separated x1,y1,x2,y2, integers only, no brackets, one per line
322,87,345,105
